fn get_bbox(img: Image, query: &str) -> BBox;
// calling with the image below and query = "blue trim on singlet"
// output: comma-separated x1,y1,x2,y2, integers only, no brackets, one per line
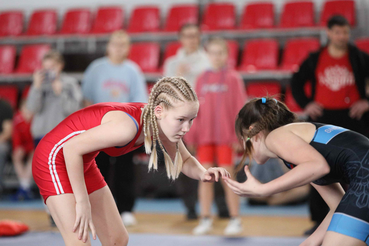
328,213,369,245
115,112,139,148
312,125,348,145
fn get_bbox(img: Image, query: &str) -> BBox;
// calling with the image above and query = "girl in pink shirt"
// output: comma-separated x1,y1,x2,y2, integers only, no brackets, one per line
186,38,247,235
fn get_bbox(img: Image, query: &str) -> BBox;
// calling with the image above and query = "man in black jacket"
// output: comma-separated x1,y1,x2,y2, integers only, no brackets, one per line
291,15,369,235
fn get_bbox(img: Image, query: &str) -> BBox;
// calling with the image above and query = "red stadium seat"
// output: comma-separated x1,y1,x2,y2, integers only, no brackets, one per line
60,9,92,35
129,42,160,73
0,46,16,74
320,0,355,26
227,40,239,69
280,1,314,28
246,81,282,99
202,3,236,31
284,83,312,113
0,11,23,37
280,38,320,72
90,7,124,34
26,9,57,36
164,5,198,32
15,44,50,74
0,85,18,109
239,39,279,72
128,7,160,33
355,38,369,54
240,3,274,29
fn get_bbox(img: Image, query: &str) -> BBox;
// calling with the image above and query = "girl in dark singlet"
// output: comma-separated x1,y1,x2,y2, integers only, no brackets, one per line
224,97,369,246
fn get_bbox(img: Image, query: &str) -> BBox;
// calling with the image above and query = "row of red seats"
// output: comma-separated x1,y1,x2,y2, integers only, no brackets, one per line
0,81,307,115
0,0,356,37
1,37,368,75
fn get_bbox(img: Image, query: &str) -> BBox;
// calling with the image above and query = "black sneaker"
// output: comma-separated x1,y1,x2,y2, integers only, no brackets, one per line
186,208,198,220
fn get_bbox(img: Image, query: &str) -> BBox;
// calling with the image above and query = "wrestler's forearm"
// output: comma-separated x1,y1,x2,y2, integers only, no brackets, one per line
63,146,89,203
181,156,207,180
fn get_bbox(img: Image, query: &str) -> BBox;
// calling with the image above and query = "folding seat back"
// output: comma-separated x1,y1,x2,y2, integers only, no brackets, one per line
129,42,160,73
128,7,160,33
281,38,320,71
15,44,50,74
227,40,239,69
202,3,236,30
0,85,18,109
0,46,16,74
60,9,92,34
0,11,23,37
164,5,198,32
239,39,279,71
246,81,282,99
355,38,369,54
280,1,314,28
90,7,123,34
240,3,274,29
320,0,355,26
26,9,57,35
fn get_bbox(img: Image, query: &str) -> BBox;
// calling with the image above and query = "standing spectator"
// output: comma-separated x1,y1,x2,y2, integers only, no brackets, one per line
12,99,34,200
164,24,221,220
0,99,13,193
82,30,148,227
164,23,210,88
186,37,247,235
291,15,369,235
27,50,82,146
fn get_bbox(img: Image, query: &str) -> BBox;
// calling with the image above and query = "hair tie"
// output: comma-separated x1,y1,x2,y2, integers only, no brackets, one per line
261,98,266,104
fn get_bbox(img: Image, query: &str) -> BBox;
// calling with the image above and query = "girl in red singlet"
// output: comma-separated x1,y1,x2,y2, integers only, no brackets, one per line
32,77,230,246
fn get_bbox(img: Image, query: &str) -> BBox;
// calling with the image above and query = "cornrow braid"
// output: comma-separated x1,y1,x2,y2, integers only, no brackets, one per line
142,76,198,179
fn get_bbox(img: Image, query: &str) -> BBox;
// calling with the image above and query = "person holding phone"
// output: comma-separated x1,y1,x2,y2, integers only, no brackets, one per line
27,50,83,147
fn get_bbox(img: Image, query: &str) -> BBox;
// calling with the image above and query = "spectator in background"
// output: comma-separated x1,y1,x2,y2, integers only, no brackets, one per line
27,49,82,226
186,37,246,235
164,23,210,88
82,30,148,227
164,23,216,220
291,15,369,235
12,99,34,200
0,99,13,193
27,50,82,146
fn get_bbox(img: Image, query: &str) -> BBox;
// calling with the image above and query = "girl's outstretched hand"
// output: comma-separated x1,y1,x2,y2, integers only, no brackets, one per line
224,165,265,197
201,167,231,182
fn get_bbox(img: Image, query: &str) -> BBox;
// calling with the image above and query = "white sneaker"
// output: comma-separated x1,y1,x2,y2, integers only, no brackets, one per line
224,217,242,236
121,212,137,227
193,217,213,235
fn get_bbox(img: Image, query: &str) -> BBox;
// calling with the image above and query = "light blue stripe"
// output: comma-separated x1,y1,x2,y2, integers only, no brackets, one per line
328,213,369,245
313,125,348,144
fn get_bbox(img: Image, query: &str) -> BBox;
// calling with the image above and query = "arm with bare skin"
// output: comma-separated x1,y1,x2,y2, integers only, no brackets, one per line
224,127,330,197
178,140,231,182
62,111,138,243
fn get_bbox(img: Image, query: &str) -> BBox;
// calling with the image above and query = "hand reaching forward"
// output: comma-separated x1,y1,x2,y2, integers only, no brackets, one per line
224,165,265,197
201,167,231,182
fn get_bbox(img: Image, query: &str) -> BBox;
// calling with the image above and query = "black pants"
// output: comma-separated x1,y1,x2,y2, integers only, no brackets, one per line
95,151,136,214
308,109,369,224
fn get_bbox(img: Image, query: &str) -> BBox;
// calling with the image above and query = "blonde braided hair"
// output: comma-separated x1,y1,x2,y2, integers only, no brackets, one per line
142,76,198,179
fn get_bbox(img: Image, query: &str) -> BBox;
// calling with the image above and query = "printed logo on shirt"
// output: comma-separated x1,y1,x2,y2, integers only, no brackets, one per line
201,84,228,94
318,65,355,91
103,80,129,98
